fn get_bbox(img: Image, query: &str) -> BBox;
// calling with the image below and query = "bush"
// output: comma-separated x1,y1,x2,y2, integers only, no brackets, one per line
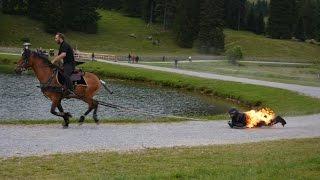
226,46,243,64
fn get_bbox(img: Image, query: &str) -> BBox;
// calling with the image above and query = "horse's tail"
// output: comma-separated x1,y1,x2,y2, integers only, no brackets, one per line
100,79,113,94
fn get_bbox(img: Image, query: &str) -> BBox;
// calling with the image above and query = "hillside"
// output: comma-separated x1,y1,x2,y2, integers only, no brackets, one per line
1,9,320,61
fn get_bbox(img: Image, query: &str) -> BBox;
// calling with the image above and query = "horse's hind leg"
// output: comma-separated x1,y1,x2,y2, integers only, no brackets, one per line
92,100,99,124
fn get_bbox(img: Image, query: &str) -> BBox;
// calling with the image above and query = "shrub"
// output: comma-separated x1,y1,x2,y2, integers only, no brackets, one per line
226,45,243,64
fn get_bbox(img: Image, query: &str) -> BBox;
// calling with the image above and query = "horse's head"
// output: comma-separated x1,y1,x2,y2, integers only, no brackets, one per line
15,49,32,74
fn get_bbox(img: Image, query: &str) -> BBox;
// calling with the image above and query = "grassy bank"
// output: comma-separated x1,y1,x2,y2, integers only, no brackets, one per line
1,138,319,179
80,62,320,116
225,29,320,62
0,115,229,125
0,53,19,73
1,10,320,60
142,61,320,87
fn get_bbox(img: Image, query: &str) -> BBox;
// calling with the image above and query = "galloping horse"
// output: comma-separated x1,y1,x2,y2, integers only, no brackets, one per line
15,49,106,128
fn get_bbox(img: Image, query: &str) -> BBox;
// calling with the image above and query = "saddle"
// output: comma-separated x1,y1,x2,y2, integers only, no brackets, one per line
57,68,87,86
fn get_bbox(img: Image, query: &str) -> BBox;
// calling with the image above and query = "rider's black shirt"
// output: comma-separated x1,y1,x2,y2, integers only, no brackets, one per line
58,41,75,65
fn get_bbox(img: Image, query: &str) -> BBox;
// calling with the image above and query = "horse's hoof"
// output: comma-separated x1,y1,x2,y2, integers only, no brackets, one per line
65,112,72,118
95,120,100,125
79,116,85,124
62,125,69,129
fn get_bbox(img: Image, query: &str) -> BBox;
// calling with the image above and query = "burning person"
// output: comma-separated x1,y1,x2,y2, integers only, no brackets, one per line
228,108,286,128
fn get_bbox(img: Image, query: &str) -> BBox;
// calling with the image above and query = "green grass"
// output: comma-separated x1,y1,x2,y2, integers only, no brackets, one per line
1,138,319,179
80,62,320,116
1,10,320,60
0,10,195,55
0,53,20,73
143,61,320,87
225,29,320,62
0,115,230,125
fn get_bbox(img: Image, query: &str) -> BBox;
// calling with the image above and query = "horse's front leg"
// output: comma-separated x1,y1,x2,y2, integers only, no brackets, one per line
57,103,72,128
50,100,71,128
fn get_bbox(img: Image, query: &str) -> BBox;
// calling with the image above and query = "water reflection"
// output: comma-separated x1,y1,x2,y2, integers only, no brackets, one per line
0,74,232,121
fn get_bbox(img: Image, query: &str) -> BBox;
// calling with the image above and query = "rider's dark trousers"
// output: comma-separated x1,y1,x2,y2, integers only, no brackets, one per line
63,63,75,91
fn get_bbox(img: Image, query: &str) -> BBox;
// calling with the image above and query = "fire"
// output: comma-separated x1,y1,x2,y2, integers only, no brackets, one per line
245,108,276,128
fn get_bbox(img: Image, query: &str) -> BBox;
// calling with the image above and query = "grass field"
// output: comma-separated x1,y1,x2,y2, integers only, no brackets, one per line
1,10,320,60
142,61,320,87
0,53,20,73
0,10,195,55
225,30,320,62
1,138,319,179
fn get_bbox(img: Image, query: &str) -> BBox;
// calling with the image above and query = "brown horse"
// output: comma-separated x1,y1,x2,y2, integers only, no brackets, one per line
15,49,107,128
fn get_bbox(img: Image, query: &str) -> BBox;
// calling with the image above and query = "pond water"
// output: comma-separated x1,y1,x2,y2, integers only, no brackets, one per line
0,74,233,121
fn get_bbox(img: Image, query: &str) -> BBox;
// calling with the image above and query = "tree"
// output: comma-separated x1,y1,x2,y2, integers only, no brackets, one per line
62,0,100,34
198,0,225,53
294,17,306,41
255,12,265,34
122,0,143,17
267,0,297,39
2,0,27,15
300,0,316,39
42,0,65,33
27,0,44,20
255,0,268,16
153,0,177,30
224,0,247,30
101,0,122,10
173,0,200,48
141,0,156,24
316,0,320,41
246,6,256,32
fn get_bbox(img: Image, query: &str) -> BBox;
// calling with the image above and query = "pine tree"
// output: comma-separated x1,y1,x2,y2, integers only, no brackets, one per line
300,0,316,39
173,0,200,48
2,0,27,14
294,17,306,41
255,12,265,34
246,6,256,32
267,0,297,39
42,0,65,33
316,0,320,41
224,0,247,30
62,0,100,34
27,0,43,20
255,0,268,16
141,0,156,24
198,0,225,53
122,0,143,17
101,0,122,10
154,0,177,30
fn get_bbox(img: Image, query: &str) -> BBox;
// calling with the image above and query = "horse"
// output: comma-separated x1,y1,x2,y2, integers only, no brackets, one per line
15,49,108,128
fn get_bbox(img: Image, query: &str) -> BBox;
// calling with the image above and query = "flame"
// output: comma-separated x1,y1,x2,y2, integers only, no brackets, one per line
245,108,276,128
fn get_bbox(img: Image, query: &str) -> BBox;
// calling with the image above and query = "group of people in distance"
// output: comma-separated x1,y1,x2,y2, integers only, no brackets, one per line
128,53,139,63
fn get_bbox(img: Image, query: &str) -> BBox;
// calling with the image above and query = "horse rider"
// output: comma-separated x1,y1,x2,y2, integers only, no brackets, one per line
52,32,75,95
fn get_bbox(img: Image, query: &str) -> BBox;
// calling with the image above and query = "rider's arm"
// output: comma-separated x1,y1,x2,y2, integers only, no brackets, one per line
52,52,66,64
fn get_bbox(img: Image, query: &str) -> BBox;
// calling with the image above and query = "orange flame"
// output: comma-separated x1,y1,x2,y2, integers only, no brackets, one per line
245,108,276,128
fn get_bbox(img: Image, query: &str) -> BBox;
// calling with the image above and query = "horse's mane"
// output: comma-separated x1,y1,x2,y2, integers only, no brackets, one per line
32,51,58,68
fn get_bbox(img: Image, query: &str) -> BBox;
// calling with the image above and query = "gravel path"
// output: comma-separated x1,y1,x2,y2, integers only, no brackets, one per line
1,114,320,157
100,60,320,98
